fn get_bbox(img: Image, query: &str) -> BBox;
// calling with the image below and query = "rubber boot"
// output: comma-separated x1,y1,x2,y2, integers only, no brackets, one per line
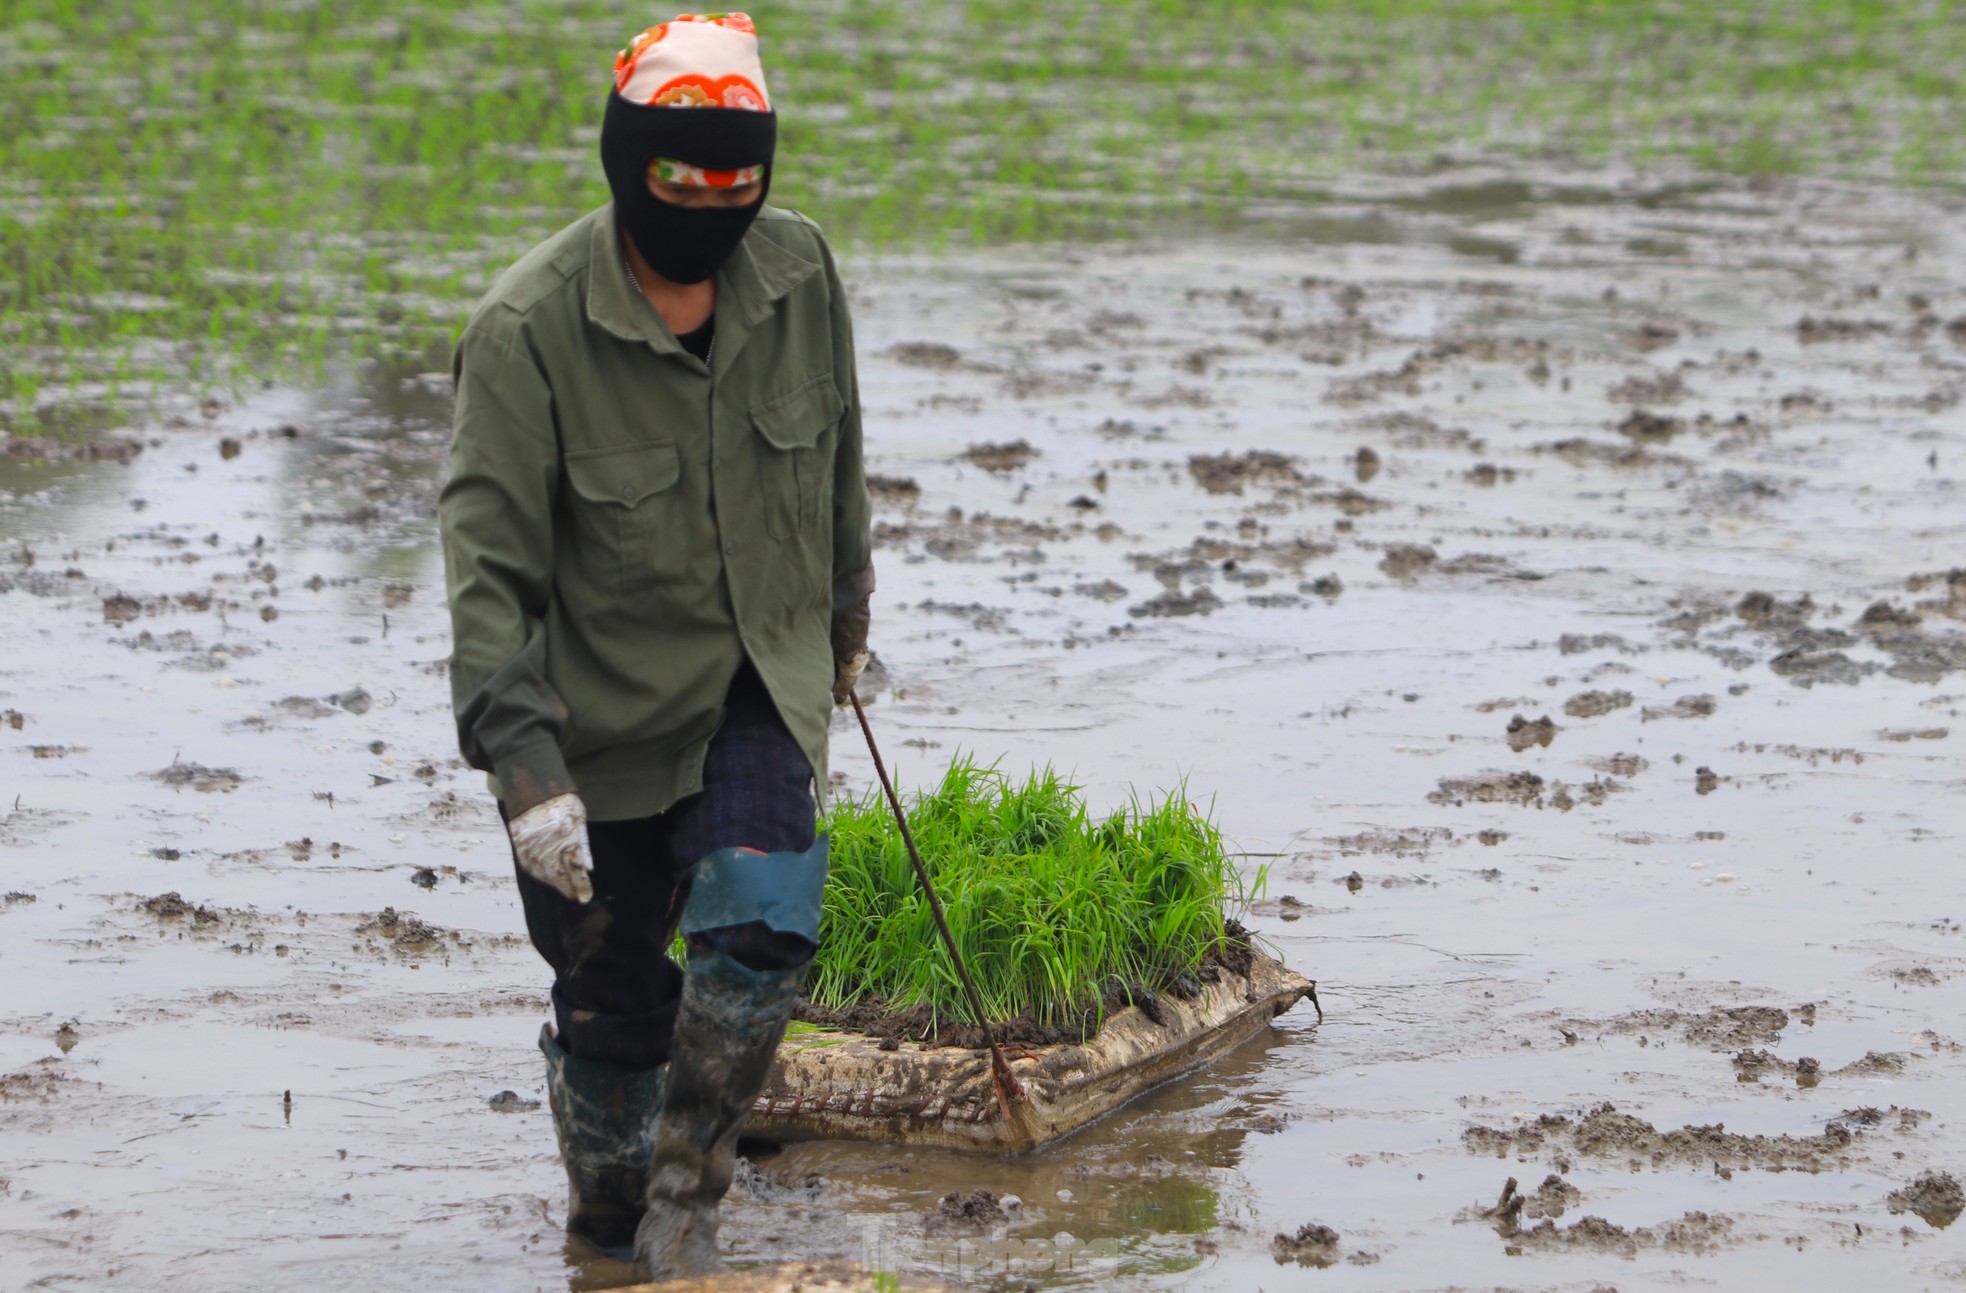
634,839,828,1280
634,945,803,1277
539,1024,665,1254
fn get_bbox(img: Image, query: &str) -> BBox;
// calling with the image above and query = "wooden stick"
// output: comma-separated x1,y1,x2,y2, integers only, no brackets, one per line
849,690,1025,1122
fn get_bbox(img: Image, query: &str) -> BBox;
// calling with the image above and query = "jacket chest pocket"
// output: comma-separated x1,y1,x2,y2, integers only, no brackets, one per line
750,373,843,541
563,441,683,592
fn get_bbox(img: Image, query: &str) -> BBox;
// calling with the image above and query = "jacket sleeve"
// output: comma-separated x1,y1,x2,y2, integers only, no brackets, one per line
819,236,876,653
439,320,577,816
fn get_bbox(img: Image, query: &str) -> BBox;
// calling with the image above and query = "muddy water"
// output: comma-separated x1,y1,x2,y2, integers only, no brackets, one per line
5,174,1966,1291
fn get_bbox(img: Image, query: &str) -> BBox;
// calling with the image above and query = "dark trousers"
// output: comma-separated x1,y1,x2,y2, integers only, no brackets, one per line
505,662,816,1069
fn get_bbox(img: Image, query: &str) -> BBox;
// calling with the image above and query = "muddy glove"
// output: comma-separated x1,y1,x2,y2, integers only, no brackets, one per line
831,589,872,706
506,792,594,904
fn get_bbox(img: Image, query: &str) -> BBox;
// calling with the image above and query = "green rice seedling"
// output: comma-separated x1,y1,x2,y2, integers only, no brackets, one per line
4,1,1965,433
807,755,1264,1039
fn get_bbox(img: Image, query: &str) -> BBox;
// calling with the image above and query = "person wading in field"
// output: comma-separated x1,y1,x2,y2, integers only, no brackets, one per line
438,13,872,1277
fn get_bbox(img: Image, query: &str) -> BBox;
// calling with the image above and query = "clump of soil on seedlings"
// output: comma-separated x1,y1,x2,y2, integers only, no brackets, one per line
890,342,962,369
142,892,220,925
1188,450,1302,494
150,761,243,793
923,1188,1008,1234
1888,1171,1965,1229
1557,683,1635,715
1379,544,1437,579
964,440,1038,472
1429,771,1544,807
1465,1101,1866,1172
1506,714,1557,751
1271,1222,1342,1268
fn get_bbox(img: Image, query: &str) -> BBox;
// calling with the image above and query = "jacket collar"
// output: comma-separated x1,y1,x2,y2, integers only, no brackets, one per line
585,203,821,368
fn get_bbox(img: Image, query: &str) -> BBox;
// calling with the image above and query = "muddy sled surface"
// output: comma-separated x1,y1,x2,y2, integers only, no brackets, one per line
745,950,1313,1152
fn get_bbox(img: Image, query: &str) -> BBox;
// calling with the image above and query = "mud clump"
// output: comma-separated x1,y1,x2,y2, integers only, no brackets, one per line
1642,693,1716,720
964,439,1038,472
1379,544,1437,580
1470,1174,1583,1236
1737,590,1815,627
1618,410,1681,442
924,1188,1008,1234
1187,450,1302,494
866,475,922,504
1588,752,1648,777
1582,1005,1791,1049
1514,1210,1732,1257
734,1157,827,1204
357,908,448,953
891,341,962,369
486,1090,539,1113
1887,1171,1964,1229
150,761,244,793
1608,370,1690,404
141,892,220,925
1564,689,1633,718
1505,714,1557,751
1430,771,1544,807
1857,600,1921,631
1770,648,1875,687
1129,587,1220,619
1695,766,1719,795
1466,1101,1864,1172
1271,1222,1342,1268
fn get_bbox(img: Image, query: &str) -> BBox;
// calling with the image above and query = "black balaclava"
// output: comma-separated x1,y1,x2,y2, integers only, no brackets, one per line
600,92,777,286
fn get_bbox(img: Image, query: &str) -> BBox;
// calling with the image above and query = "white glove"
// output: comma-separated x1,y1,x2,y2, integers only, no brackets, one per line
506,792,594,904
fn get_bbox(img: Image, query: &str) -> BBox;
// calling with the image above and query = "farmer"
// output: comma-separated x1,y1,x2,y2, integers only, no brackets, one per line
437,13,872,1278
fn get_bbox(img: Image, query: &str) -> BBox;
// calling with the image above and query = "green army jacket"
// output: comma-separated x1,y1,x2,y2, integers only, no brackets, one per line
439,202,873,822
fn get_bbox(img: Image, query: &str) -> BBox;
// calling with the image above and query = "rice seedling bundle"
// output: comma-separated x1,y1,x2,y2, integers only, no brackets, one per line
807,756,1262,1039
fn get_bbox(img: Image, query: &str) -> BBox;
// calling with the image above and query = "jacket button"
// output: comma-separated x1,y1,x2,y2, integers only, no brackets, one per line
724,540,736,555
621,486,634,500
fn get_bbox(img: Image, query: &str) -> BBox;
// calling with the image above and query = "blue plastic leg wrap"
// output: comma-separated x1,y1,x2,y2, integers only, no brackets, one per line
679,833,829,945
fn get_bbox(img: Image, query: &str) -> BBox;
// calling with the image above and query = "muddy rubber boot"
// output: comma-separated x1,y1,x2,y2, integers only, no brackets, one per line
539,1024,665,1255
634,838,828,1280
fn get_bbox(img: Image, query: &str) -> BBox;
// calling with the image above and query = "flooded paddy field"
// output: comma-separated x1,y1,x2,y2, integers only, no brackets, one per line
6,173,1966,1290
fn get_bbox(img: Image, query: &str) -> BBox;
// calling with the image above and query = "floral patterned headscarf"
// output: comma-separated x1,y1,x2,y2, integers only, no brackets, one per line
614,14,770,189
